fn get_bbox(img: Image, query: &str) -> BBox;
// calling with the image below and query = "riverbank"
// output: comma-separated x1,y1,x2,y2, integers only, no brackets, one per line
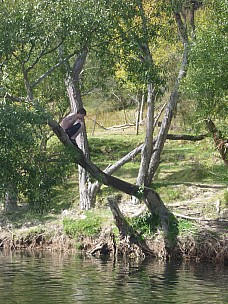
0,184,227,265
1,138,227,264
0,217,227,265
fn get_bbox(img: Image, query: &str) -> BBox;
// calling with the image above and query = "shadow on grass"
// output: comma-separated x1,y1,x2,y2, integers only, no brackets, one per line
157,163,228,185
0,207,54,229
0,179,80,229
89,136,142,163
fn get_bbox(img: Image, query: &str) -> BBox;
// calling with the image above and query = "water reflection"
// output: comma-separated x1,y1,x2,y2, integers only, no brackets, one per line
0,250,227,304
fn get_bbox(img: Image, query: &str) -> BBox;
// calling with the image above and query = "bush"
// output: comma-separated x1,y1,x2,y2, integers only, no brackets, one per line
0,100,71,213
129,212,161,237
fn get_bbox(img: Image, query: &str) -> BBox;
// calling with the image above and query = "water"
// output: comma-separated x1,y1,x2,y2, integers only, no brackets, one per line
0,251,227,304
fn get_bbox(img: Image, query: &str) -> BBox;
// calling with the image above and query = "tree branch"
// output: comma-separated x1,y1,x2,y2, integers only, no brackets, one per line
1,93,26,103
103,133,207,176
27,39,64,73
174,12,188,44
31,50,78,88
166,134,207,141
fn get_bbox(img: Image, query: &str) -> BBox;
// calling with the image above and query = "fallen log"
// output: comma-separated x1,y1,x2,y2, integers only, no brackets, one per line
107,196,154,256
166,134,207,141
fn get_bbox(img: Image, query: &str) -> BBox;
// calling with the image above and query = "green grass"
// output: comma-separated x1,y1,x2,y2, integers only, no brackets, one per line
128,212,197,240
153,185,188,203
63,209,112,238
88,134,143,168
53,132,228,212
155,139,227,182
178,219,198,236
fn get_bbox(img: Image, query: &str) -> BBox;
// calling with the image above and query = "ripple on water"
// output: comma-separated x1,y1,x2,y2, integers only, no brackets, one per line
0,252,227,304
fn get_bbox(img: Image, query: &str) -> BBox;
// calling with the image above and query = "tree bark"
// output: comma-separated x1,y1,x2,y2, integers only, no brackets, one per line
4,185,18,212
61,47,93,210
146,22,189,186
206,119,228,167
108,196,154,256
136,83,155,188
48,118,178,252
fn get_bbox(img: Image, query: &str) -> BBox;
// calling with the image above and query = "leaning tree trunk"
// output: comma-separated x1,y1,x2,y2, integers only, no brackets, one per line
136,83,155,187
146,11,190,186
107,196,154,256
48,118,178,254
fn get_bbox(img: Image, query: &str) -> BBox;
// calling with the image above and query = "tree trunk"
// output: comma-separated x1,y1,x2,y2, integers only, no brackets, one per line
108,196,154,256
4,185,18,213
146,12,190,186
132,83,155,206
62,47,94,210
206,119,228,167
136,83,155,186
48,118,178,252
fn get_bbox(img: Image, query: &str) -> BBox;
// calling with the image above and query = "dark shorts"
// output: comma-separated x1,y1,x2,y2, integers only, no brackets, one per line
65,122,81,138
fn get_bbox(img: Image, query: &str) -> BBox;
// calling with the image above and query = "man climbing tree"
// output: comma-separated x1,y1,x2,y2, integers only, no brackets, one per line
60,108,87,147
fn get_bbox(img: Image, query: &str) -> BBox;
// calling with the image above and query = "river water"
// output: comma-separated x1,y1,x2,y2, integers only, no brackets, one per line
0,251,227,304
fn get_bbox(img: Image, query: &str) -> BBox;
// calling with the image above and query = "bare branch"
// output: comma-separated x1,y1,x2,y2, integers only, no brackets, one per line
104,144,143,175
24,43,35,64
31,50,78,88
27,39,64,73
1,93,26,103
174,12,188,43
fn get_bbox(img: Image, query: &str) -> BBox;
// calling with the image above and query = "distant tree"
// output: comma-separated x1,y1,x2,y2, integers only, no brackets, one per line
102,0,197,191
181,0,228,165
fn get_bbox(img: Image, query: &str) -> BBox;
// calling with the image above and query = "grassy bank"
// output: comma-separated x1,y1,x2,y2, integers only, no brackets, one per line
1,131,227,263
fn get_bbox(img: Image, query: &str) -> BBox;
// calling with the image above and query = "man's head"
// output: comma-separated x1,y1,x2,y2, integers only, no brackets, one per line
77,108,86,120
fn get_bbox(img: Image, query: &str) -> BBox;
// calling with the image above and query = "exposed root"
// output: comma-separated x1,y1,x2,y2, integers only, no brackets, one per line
0,228,227,264
178,232,228,264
